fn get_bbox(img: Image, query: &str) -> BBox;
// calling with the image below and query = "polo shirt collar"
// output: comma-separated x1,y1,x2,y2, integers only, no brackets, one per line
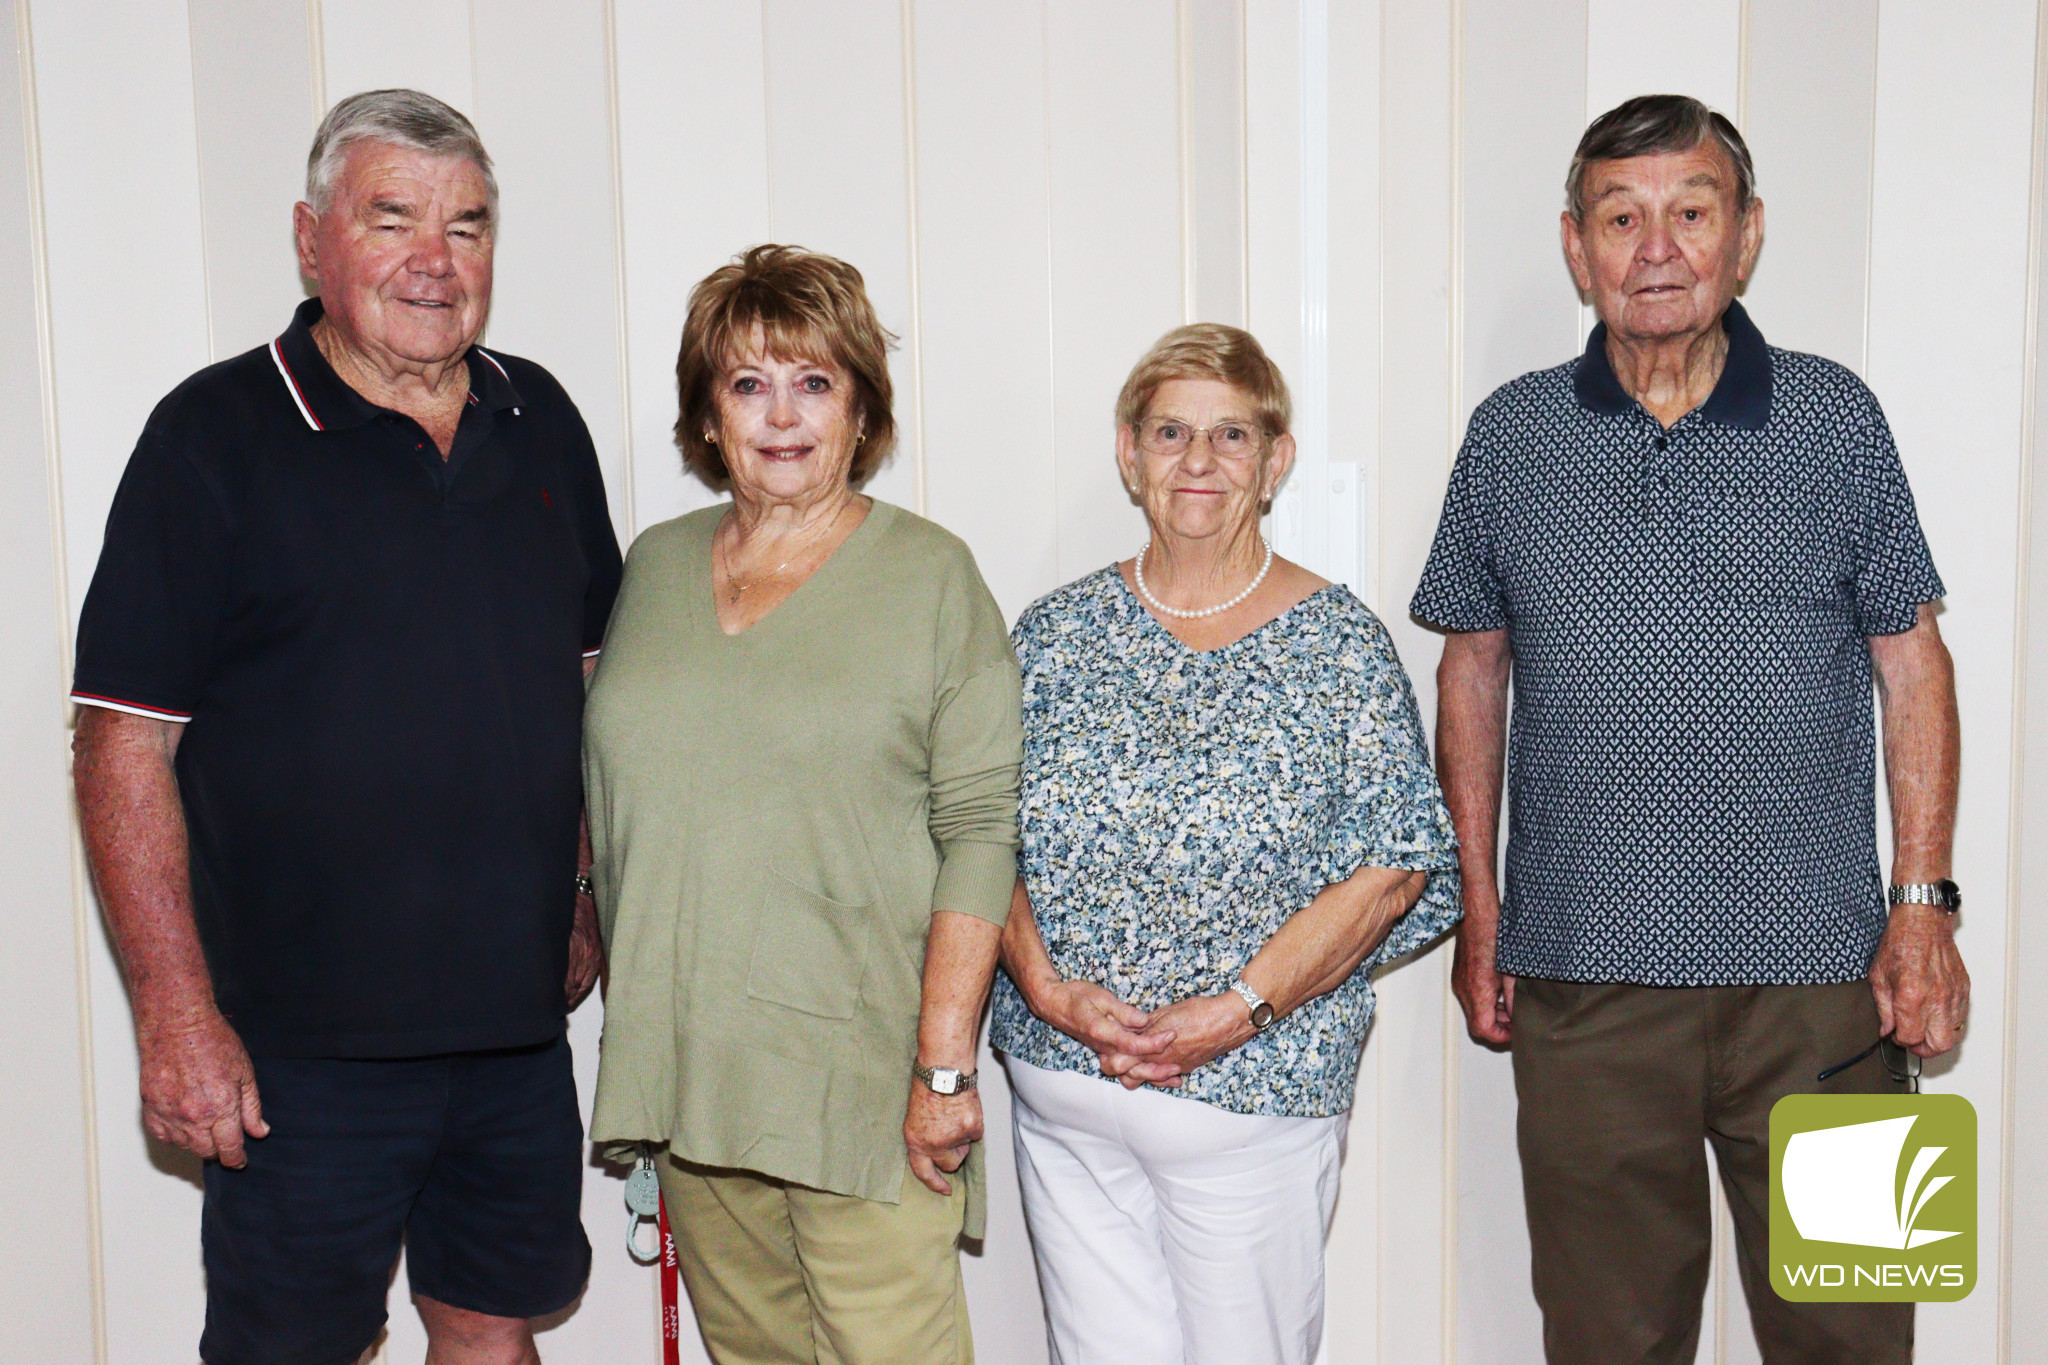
1572,298,1772,430
268,296,525,431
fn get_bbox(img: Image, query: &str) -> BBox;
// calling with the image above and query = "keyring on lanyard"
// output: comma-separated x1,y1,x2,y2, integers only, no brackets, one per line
624,1146,684,1365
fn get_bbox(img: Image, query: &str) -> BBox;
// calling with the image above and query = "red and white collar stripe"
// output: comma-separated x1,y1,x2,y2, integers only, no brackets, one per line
269,338,323,431
475,347,511,382
272,338,512,428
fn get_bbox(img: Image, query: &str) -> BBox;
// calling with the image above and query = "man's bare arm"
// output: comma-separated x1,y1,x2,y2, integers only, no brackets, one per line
1867,604,1968,1057
567,652,603,1007
73,706,267,1165
1437,629,1514,1046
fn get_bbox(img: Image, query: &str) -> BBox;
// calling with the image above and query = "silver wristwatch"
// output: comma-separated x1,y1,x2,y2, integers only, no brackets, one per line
1887,879,1961,914
1230,978,1275,1031
912,1062,978,1096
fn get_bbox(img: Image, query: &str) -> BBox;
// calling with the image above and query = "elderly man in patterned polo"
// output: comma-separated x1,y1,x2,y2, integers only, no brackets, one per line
1413,95,1965,1363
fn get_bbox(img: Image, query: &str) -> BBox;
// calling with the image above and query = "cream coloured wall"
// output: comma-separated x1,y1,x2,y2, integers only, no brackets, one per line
3,2,2044,1362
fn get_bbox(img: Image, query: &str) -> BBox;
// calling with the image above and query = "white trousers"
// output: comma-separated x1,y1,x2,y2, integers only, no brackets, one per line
1005,1058,1346,1365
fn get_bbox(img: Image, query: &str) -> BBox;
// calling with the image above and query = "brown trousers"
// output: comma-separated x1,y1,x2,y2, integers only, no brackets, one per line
1511,979,1914,1364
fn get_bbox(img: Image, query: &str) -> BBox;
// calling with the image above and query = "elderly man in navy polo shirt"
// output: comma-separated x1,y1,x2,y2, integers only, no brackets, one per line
1415,95,1964,1363
70,90,621,1365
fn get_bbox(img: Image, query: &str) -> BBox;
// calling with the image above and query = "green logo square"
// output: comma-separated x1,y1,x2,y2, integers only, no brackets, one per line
1769,1093,1976,1302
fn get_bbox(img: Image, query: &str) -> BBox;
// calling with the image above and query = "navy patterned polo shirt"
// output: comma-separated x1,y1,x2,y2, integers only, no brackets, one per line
1411,301,1944,986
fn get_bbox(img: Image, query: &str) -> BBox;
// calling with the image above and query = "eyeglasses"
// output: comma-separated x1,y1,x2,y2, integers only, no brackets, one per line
1817,1036,1921,1093
1134,417,1267,460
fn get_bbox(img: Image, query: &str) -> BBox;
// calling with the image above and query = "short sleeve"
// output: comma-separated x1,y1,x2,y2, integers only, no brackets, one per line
561,401,624,655
926,549,1023,926
1848,397,1945,636
1316,611,1463,967
1410,427,1506,631
71,428,234,721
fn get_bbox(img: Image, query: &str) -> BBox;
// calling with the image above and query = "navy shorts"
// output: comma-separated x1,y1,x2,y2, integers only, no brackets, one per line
199,1037,592,1365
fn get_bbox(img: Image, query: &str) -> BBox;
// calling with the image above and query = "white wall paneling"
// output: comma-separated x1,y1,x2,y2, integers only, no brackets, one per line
2008,8,2048,1357
28,0,216,1358
7,4,2046,1362
186,0,318,361
911,0,1055,623
1584,0,1740,135
1452,2,1583,1359
1045,0,1179,582
1867,4,2041,1359
0,2,97,1360
611,0,768,537
1740,0,1880,375
1183,0,1248,328
319,0,471,120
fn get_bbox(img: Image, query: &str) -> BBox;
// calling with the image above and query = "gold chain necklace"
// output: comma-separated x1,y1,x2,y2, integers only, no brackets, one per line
716,504,848,605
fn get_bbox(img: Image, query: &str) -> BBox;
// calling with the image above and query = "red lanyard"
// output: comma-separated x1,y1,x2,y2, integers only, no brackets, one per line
659,1196,682,1365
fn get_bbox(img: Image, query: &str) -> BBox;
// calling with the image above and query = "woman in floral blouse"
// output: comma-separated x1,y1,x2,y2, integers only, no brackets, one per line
991,324,1461,1365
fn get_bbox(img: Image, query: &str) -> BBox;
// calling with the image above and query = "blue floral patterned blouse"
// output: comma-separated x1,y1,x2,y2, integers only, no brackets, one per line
990,567,1462,1117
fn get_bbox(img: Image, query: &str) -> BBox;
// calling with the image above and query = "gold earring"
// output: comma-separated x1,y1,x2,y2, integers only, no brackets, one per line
704,432,716,444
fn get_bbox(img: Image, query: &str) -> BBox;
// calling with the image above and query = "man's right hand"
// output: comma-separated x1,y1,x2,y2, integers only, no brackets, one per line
138,1009,268,1168
1451,917,1515,1047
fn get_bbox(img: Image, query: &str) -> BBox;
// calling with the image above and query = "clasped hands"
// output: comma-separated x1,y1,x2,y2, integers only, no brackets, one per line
1030,977,1256,1089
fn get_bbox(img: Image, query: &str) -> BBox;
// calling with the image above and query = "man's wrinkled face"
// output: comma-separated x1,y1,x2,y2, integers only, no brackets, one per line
293,141,494,369
1562,139,1762,346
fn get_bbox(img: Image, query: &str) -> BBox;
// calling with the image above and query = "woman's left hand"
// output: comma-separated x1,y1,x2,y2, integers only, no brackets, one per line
1101,992,1257,1090
905,1084,983,1196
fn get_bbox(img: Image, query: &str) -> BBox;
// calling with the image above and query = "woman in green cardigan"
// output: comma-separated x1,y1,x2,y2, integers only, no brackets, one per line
583,245,1021,1364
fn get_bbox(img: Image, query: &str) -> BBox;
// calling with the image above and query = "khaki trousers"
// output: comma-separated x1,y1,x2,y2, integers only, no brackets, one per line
656,1157,973,1365
1511,979,1914,1364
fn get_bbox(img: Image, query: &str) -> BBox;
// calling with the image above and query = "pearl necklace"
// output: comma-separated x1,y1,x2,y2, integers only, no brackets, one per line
1134,537,1273,619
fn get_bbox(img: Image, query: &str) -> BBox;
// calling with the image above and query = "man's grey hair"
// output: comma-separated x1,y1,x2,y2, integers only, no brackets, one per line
305,89,497,217
1566,94,1755,221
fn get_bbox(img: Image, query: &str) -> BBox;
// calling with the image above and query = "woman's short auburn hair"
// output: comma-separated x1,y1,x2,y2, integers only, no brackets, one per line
1114,323,1292,437
674,244,898,490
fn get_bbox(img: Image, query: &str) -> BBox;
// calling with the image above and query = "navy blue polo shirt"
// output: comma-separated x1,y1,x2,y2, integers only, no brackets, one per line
73,298,623,1056
1411,302,1944,986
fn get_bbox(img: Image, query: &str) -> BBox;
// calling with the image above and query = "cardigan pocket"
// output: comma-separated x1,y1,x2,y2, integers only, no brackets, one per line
745,872,874,1020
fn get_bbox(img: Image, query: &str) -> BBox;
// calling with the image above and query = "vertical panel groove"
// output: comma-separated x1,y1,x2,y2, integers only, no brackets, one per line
601,0,635,538
1236,0,1248,326
759,9,774,236
1735,0,1750,127
13,2,105,1357
1858,12,1881,379
1039,0,1056,580
1176,0,1192,324
1373,2,1391,1346
1441,5,1463,1359
182,1,215,361
1999,5,2048,1359
898,0,926,517
305,0,324,118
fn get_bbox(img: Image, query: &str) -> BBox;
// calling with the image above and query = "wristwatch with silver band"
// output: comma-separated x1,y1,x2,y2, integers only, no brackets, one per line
912,1062,978,1096
1230,977,1275,1031
1887,879,1961,913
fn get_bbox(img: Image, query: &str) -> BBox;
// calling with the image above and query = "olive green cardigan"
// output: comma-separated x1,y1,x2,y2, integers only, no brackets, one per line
583,501,1020,1235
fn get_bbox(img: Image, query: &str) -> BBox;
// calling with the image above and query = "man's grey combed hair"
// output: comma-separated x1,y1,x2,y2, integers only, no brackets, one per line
1566,94,1755,221
306,89,498,217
